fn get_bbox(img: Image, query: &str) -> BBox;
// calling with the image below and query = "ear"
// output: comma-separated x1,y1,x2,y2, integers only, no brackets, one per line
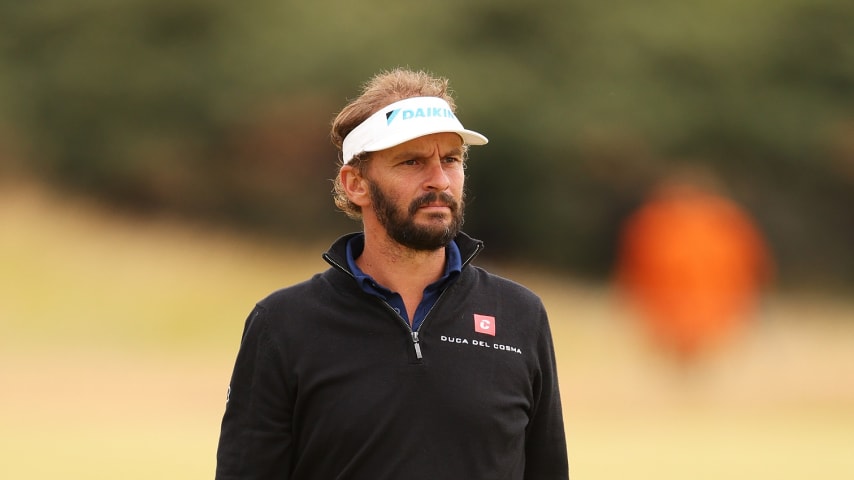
340,164,371,208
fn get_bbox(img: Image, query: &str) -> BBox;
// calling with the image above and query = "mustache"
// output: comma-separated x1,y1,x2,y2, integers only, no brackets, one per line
408,191,460,215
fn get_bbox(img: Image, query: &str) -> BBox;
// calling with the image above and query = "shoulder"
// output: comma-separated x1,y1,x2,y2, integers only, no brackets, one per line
449,266,557,366
464,265,545,306
257,268,349,310
246,269,349,335
456,265,550,338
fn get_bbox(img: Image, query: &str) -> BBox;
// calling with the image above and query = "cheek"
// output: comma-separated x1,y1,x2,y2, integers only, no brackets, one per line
450,171,466,194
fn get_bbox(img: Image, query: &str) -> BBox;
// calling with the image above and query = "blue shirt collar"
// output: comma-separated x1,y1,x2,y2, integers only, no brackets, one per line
345,234,462,328
345,233,462,293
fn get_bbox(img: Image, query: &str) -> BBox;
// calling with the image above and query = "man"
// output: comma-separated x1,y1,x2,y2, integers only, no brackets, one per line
216,68,569,479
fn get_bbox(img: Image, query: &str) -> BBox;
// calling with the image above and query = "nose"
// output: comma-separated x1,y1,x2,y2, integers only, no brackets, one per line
423,156,451,192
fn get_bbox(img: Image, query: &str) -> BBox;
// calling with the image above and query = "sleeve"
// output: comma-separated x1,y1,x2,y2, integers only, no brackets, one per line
216,305,294,479
524,305,570,480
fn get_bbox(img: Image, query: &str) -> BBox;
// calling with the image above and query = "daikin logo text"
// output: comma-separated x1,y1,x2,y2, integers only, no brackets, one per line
386,106,457,125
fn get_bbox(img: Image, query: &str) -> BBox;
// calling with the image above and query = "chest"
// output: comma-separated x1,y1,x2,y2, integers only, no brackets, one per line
283,307,536,450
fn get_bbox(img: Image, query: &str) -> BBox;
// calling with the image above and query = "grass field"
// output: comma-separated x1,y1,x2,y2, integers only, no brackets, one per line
2,182,853,479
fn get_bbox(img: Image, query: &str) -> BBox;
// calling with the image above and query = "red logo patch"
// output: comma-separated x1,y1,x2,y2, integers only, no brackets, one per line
474,314,496,336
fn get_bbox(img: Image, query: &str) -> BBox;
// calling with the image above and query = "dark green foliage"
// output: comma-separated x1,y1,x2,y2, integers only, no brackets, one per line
1,0,852,289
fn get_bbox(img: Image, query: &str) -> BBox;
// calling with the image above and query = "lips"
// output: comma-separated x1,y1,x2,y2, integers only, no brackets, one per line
410,192,458,215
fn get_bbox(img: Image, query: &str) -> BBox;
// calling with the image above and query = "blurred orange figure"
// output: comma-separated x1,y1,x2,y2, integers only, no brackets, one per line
615,179,772,361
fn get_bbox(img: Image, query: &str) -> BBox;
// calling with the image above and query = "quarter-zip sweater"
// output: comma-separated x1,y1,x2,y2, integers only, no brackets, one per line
216,232,569,480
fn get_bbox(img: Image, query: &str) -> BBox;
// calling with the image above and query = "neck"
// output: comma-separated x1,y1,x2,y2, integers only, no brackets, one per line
356,227,447,295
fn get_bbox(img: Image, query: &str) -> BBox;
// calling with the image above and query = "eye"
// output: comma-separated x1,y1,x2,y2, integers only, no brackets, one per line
442,155,462,164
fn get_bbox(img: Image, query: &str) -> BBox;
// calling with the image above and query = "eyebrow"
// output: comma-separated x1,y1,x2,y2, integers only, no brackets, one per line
392,146,465,161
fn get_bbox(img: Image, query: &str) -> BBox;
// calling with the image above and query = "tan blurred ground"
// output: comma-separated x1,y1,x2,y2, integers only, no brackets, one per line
2,182,852,479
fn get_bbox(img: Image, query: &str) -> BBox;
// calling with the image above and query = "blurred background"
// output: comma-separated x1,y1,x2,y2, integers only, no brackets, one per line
1,0,852,478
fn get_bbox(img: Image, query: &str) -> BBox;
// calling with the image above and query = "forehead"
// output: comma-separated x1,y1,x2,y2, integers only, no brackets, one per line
381,132,464,158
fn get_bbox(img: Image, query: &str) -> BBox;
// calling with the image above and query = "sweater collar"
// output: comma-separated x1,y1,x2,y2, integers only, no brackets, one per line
323,231,484,277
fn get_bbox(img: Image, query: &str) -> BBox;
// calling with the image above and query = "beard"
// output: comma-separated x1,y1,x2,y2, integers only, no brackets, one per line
368,181,465,251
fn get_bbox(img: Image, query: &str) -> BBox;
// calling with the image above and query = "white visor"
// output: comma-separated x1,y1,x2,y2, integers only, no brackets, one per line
341,96,488,164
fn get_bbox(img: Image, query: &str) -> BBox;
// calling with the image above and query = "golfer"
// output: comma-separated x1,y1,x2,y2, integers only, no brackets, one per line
216,68,569,479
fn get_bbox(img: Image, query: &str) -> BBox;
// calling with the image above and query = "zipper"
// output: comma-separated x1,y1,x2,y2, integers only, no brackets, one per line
411,331,423,359
406,238,481,360
326,254,425,360
405,283,455,360
324,242,483,361
378,301,424,361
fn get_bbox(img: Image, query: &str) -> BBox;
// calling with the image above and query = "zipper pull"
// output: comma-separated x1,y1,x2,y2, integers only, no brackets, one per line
411,331,423,359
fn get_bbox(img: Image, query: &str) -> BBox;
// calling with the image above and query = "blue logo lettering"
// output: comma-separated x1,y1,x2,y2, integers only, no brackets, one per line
386,106,457,125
